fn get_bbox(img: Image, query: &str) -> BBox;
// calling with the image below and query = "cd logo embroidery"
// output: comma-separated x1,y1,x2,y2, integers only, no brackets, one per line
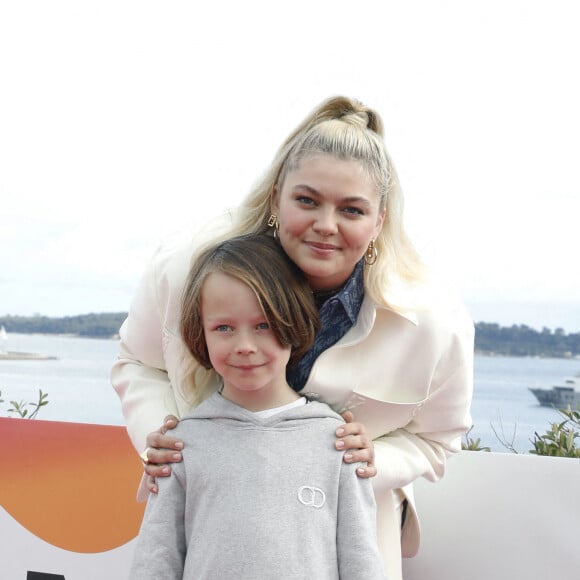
298,486,326,508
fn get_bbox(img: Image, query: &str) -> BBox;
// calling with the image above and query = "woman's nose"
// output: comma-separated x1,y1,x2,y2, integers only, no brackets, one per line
312,209,337,236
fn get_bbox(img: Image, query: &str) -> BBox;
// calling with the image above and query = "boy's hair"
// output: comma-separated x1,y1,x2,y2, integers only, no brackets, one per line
181,234,320,369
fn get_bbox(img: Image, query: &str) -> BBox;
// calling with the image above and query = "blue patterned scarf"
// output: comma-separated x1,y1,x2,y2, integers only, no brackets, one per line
287,259,365,392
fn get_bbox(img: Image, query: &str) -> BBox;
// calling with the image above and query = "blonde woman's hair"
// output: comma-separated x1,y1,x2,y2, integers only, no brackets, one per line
224,96,426,308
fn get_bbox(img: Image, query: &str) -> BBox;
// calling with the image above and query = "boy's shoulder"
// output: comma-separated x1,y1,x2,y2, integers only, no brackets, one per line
301,396,344,421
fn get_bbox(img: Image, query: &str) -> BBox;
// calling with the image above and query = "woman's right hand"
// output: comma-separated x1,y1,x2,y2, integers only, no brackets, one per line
142,415,184,493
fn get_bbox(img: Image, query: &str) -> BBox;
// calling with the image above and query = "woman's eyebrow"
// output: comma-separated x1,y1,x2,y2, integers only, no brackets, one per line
292,184,372,206
292,184,319,195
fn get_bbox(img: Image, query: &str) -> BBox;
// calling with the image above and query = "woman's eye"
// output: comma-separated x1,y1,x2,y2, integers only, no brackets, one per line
256,322,270,330
216,324,231,332
342,206,364,216
296,195,315,206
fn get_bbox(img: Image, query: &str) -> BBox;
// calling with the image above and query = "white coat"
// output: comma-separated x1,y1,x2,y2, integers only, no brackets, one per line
111,225,474,580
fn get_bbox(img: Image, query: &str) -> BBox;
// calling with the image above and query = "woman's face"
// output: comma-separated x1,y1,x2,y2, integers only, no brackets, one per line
272,154,385,291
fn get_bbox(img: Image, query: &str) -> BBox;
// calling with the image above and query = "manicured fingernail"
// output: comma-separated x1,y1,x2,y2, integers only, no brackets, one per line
336,428,344,436
162,466,170,475
357,467,365,475
344,453,353,462
173,453,182,461
175,441,184,450
336,440,345,449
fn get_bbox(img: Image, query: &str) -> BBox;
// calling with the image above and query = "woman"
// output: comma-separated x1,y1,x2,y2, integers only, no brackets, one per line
111,95,474,580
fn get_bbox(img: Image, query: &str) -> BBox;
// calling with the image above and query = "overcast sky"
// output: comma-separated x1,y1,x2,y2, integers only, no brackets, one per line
1,1,579,332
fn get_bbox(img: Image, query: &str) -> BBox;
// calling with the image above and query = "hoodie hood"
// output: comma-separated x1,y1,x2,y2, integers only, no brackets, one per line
181,392,343,431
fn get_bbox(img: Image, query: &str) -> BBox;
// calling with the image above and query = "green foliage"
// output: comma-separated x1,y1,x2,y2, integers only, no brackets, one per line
0,312,127,338
478,408,580,457
475,322,580,358
0,388,49,419
529,407,580,458
462,426,491,452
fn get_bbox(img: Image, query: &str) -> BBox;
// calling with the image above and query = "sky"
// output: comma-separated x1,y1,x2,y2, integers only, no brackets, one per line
1,0,579,332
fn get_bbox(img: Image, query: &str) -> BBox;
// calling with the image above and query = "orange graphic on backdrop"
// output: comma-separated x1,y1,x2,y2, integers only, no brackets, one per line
1,417,145,553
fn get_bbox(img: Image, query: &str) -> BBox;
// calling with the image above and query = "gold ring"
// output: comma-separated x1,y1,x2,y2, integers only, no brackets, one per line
140,447,151,465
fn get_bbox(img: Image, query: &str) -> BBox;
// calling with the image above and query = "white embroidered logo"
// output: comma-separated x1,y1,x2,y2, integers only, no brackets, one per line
298,486,326,508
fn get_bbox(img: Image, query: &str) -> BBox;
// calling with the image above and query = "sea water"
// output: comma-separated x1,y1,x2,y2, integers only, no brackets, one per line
471,355,579,452
0,333,125,425
1,333,579,453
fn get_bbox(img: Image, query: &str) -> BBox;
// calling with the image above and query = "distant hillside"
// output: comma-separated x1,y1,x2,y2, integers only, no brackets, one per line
474,322,580,358
1,314,580,357
0,313,127,338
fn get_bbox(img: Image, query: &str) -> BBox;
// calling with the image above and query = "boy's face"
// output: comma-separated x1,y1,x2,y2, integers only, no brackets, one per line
200,271,292,409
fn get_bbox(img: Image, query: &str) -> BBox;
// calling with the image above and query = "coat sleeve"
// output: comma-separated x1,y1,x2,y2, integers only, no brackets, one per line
111,216,231,454
336,462,387,579
110,243,183,454
129,462,187,579
372,314,474,493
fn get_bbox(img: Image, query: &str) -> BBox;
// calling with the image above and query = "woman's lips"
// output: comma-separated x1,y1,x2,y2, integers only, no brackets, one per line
306,241,339,255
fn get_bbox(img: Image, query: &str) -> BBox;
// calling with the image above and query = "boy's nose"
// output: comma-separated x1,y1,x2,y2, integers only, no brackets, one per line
235,332,257,354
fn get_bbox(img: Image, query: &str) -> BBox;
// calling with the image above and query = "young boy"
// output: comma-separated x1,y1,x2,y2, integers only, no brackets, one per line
129,234,386,579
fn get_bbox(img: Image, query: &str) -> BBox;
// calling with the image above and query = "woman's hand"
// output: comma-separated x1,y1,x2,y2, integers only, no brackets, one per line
142,415,183,493
335,411,377,478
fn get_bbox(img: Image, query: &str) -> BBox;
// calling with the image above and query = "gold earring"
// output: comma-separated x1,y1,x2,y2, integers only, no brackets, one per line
267,214,280,238
365,240,377,265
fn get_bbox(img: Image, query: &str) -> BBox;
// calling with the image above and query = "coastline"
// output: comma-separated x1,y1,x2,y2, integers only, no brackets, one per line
0,351,58,361
475,349,580,360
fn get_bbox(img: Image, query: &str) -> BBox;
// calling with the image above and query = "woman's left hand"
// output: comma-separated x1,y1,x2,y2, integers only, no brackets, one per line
335,411,376,478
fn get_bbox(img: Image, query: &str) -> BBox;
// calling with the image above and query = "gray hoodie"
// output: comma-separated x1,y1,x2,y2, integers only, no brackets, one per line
130,393,386,579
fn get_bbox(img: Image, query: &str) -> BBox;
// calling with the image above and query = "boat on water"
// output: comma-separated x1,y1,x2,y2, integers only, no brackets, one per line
529,376,580,409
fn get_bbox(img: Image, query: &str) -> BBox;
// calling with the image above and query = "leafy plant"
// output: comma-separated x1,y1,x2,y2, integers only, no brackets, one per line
462,426,491,452
490,411,520,454
0,388,49,419
529,407,580,458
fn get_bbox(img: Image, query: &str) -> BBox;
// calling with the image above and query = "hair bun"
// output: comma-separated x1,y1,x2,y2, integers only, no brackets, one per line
336,100,383,136
343,111,370,129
